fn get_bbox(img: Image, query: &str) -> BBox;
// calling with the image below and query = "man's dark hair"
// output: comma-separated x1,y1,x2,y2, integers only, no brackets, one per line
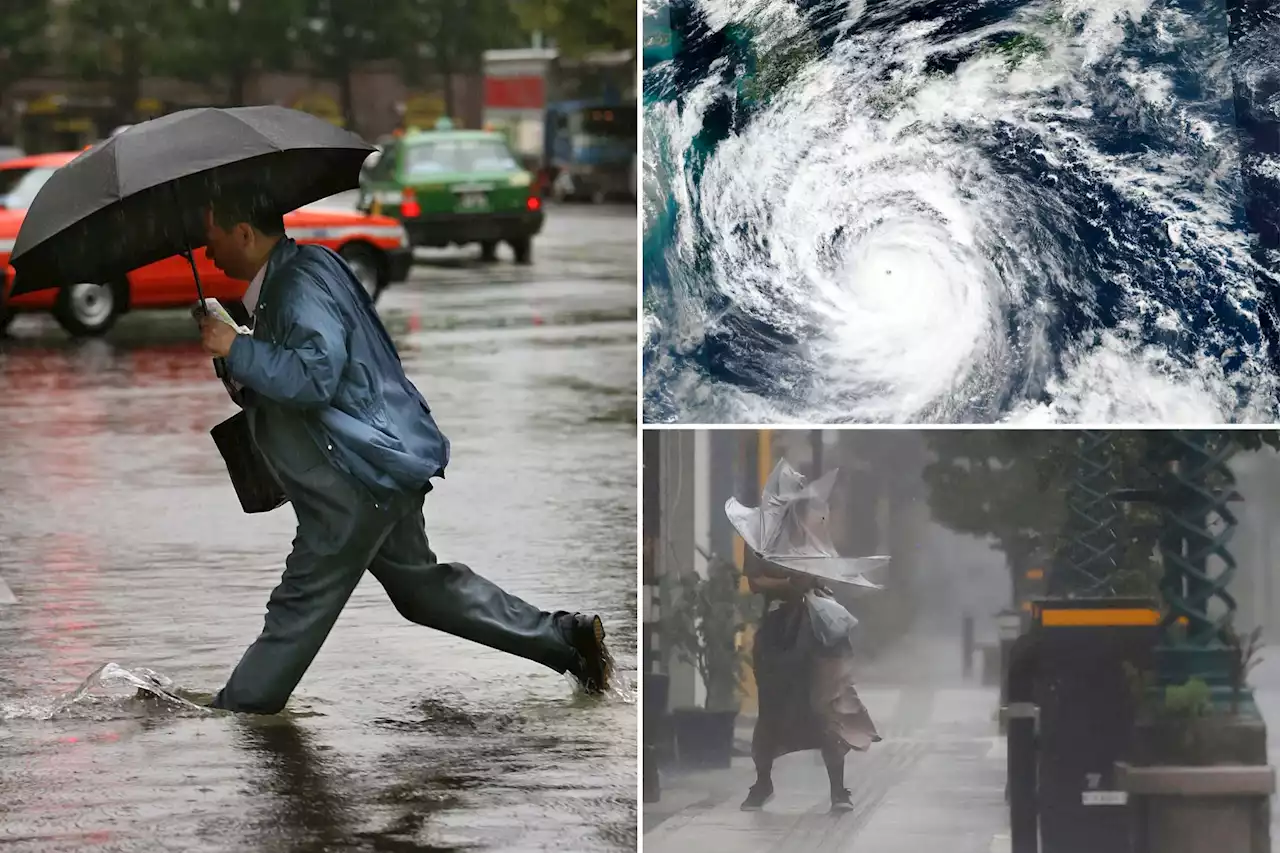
207,187,286,237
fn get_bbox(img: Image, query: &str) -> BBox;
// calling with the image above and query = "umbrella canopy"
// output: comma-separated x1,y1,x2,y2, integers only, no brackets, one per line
725,458,889,595
10,106,374,296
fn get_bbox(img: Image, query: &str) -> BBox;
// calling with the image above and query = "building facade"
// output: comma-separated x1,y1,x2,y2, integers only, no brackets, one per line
645,430,931,720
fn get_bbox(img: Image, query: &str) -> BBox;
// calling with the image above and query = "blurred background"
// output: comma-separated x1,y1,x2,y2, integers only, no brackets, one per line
643,428,1280,853
0,0,635,198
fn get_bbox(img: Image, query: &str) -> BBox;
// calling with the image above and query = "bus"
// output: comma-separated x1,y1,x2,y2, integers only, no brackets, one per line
545,100,637,203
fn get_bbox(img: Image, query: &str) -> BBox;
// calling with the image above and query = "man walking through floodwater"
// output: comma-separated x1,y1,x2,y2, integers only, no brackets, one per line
194,188,611,714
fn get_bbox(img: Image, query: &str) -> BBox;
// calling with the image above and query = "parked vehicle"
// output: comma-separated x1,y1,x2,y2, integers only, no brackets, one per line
0,151,413,337
357,122,544,264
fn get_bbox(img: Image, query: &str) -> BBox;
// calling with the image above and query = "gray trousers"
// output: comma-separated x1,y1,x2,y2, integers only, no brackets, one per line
211,454,576,715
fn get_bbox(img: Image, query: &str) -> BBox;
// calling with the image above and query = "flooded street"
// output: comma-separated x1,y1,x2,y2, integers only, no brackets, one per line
0,203,638,852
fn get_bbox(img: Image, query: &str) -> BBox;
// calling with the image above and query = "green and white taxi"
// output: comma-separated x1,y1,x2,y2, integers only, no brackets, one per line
357,122,545,264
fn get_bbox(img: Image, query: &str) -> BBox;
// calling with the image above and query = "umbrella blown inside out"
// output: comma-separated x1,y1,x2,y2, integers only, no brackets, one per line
725,458,889,595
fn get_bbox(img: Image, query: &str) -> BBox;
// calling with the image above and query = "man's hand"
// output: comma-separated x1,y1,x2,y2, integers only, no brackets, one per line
199,315,239,358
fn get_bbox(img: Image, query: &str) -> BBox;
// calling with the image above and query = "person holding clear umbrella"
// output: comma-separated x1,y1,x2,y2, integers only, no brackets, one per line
728,461,883,812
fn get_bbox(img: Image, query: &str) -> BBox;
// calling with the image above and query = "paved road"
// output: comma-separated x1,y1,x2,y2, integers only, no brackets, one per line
645,632,1009,853
0,203,638,852
647,626,1280,853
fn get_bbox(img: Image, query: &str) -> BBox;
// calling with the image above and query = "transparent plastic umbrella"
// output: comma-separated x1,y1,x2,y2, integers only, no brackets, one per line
725,458,889,595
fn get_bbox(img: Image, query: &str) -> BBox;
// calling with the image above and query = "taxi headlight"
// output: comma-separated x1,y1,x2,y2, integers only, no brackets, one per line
509,171,532,188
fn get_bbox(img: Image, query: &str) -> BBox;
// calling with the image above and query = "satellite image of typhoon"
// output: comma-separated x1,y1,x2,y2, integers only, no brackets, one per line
641,0,1280,424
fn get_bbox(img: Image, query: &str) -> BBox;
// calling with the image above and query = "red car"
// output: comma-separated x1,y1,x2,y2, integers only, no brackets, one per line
0,151,413,337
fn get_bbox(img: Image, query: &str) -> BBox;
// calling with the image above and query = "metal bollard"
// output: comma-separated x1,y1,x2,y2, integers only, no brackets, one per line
962,612,975,679
1006,631,1041,853
643,743,661,802
1007,702,1039,853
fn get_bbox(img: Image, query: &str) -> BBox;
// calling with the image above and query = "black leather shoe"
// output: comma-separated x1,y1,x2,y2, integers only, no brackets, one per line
740,782,774,811
566,613,612,695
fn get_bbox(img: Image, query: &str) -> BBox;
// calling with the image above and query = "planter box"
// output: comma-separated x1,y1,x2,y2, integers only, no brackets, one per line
644,673,675,767
644,673,670,723
672,708,738,769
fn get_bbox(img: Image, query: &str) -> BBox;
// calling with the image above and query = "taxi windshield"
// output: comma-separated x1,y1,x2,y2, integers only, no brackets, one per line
404,138,518,176
0,167,55,209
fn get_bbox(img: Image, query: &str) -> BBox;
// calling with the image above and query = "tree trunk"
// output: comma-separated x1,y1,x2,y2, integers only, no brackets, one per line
118,35,143,128
229,66,249,107
440,53,455,124
1006,540,1031,606
338,64,355,133
0,81,13,145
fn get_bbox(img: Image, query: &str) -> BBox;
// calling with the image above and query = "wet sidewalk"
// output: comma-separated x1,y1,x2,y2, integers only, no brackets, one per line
645,632,1011,853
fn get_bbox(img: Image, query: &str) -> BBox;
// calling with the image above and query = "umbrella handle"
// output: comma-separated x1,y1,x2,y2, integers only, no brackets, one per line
184,246,207,309
170,182,206,311
169,183,222,383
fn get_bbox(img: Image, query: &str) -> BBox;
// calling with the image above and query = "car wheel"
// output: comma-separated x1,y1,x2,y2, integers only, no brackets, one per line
510,236,533,265
53,280,124,337
340,244,386,303
479,241,499,263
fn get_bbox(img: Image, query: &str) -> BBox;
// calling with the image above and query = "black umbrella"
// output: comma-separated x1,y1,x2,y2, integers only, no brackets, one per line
9,105,375,301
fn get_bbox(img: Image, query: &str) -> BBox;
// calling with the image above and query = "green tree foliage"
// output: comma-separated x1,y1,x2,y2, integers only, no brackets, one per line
923,431,1068,576
923,431,1280,600
0,0,53,139
665,555,754,712
400,0,525,117
166,0,308,106
63,0,185,126
297,0,418,129
511,0,636,56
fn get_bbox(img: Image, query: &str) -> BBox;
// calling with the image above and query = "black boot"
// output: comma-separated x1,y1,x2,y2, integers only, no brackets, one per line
563,613,613,694
831,787,854,812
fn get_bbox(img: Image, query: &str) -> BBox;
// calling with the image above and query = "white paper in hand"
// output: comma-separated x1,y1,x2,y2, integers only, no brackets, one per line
192,298,251,336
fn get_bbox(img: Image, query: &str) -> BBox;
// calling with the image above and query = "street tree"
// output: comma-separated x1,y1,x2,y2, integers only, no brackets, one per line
297,0,416,130
64,0,184,128
510,0,636,56
923,431,1069,599
166,0,308,107
0,0,54,142
923,431,1280,602
400,0,525,119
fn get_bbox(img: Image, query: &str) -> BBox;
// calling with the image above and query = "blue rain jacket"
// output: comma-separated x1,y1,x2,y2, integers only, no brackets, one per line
224,237,449,500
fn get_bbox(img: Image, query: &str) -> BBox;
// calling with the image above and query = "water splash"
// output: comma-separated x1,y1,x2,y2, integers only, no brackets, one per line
0,662,213,721
561,670,638,705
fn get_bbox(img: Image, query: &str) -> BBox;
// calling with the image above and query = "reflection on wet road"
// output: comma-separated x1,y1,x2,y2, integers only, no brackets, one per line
0,204,638,851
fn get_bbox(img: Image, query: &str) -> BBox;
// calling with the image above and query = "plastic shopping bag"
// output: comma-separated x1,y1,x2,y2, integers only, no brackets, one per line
805,590,859,647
